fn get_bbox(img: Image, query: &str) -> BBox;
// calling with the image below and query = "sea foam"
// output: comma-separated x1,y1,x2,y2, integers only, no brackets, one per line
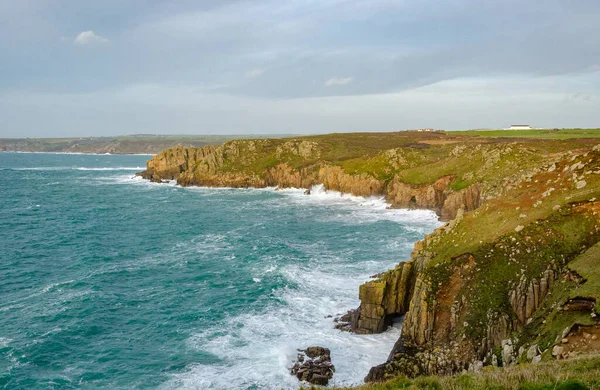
161,186,441,390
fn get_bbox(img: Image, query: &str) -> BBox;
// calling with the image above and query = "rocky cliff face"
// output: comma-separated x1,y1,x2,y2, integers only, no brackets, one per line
361,148,600,381
337,263,414,334
138,140,484,221
363,211,599,382
318,166,385,197
387,176,483,220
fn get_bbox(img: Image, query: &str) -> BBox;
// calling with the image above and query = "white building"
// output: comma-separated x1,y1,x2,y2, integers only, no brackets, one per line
508,125,533,130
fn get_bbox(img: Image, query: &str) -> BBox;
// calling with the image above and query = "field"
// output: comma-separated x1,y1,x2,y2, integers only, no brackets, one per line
453,128,600,139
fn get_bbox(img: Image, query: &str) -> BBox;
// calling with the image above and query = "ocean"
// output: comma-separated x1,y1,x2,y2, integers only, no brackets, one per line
0,152,440,389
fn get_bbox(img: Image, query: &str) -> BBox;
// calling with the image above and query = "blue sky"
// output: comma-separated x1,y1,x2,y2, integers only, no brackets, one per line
1,0,599,137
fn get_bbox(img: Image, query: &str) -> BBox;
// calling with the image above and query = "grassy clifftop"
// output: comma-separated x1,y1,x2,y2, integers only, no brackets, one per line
328,354,600,389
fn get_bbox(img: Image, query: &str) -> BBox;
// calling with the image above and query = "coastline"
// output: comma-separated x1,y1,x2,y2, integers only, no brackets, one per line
0,150,156,156
135,133,600,386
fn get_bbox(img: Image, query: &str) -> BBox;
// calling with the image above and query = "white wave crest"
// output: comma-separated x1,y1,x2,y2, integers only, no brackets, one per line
0,337,13,348
40,280,76,294
271,184,441,229
74,167,145,171
164,254,412,390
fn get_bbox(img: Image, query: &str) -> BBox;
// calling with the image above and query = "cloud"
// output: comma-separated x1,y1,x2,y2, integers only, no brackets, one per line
74,31,108,45
325,77,353,87
3,75,600,138
245,68,265,78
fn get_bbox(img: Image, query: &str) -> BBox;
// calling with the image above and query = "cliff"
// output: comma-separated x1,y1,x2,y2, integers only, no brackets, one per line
138,131,600,383
361,146,600,382
138,132,538,219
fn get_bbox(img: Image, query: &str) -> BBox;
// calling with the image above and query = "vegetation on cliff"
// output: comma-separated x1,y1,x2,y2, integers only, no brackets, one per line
139,129,600,386
327,354,600,389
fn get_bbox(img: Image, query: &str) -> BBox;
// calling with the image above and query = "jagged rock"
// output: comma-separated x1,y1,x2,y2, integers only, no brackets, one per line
552,345,564,358
527,344,539,360
469,360,483,373
440,184,483,221
492,354,498,367
318,165,384,197
343,262,414,334
509,268,556,327
291,347,335,385
276,140,321,159
386,176,482,220
532,355,542,364
501,339,514,366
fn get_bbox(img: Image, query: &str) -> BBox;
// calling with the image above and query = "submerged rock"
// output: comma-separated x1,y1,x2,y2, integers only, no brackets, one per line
291,347,335,385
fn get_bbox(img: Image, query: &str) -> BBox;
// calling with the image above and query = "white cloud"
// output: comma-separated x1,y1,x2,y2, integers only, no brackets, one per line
245,68,265,78
74,31,108,45
325,77,353,87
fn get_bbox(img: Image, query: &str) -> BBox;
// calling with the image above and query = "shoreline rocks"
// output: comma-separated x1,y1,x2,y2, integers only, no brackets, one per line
291,347,335,386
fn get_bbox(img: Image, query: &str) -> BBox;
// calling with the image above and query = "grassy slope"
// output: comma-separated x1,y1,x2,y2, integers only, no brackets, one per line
569,243,600,312
201,132,450,178
417,143,600,351
324,354,600,390
187,132,600,192
453,129,600,139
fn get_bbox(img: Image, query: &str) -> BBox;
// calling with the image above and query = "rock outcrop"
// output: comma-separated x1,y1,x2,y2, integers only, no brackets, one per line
318,166,385,198
362,199,600,382
290,347,335,386
509,267,558,327
387,176,483,220
337,263,414,334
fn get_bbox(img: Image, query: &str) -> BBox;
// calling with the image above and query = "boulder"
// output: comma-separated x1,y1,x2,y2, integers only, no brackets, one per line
291,347,335,386
527,344,539,361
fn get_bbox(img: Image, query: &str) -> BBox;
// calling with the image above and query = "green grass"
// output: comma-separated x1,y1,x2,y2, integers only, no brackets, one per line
424,205,600,340
568,243,600,311
518,282,596,355
452,129,600,139
319,354,600,389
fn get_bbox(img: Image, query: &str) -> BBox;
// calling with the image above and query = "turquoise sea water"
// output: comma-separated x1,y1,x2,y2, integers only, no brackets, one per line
0,153,440,389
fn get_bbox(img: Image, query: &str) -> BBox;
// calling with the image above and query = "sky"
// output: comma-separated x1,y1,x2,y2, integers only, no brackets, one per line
0,0,599,137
